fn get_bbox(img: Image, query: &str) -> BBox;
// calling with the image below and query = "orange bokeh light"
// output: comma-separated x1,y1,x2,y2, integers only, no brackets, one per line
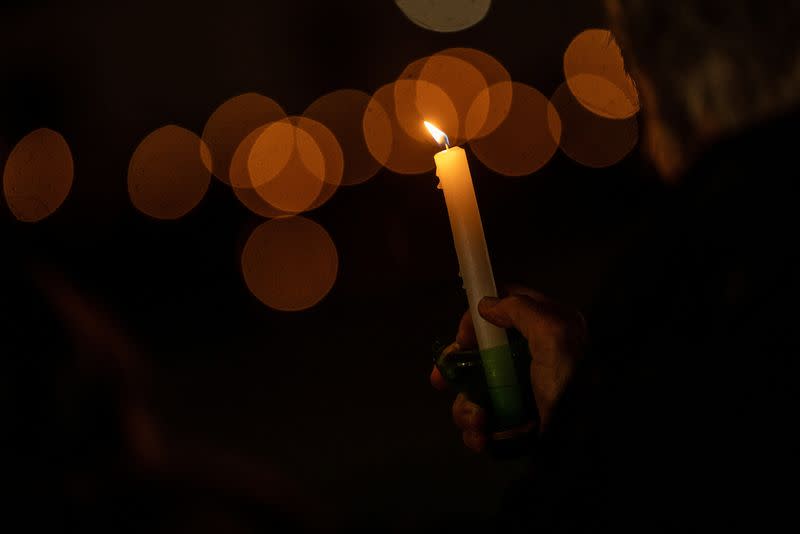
549,81,639,168
396,56,428,81
303,89,384,186
247,120,326,214
242,120,296,190
128,125,212,220
241,216,338,311
230,117,342,217
364,81,450,175
233,183,288,218
439,47,513,140
396,50,512,142
563,29,639,120
469,82,561,177
362,90,394,171
402,53,487,144
3,128,73,222
230,124,289,218
394,79,460,145
293,116,343,211
201,93,286,185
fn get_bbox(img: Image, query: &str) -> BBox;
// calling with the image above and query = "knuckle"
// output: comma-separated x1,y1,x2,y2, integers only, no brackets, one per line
453,414,469,430
462,430,475,449
468,407,485,431
451,394,465,420
505,294,526,310
463,430,485,452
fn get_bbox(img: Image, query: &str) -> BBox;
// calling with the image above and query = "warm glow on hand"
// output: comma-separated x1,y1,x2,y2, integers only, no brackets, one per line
424,121,450,148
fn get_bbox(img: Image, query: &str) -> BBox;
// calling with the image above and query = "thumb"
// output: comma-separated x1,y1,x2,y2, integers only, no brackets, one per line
477,295,564,351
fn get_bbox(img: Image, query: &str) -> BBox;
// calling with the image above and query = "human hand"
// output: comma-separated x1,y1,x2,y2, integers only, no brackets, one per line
431,287,587,452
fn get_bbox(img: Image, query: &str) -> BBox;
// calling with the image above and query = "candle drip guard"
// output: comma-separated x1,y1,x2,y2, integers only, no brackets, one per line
433,330,538,459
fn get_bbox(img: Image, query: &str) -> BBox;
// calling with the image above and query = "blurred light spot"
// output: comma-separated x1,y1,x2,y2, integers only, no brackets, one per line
228,120,293,191
394,79,460,145
394,56,434,134
128,125,211,219
241,216,338,311
241,121,295,189
293,117,343,211
248,120,325,213
395,0,491,33
233,183,288,218
438,47,513,139
364,82,442,175
202,93,285,185
563,29,639,119
396,56,428,82
303,89,383,186
411,53,488,144
466,83,513,142
469,82,560,176
393,56,458,141
362,90,394,170
3,128,73,222
549,81,638,168
232,117,342,216
230,125,289,218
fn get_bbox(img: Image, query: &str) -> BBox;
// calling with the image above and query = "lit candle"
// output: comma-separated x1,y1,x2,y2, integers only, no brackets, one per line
425,121,525,430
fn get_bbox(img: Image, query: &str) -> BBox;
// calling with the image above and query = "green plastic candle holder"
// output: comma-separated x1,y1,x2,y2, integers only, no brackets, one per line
433,330,538,458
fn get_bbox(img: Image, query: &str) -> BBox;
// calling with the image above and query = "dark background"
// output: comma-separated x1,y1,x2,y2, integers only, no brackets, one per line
2,1,660,531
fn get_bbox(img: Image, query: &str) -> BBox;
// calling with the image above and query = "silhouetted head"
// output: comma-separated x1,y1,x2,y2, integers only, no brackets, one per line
607,0,800,179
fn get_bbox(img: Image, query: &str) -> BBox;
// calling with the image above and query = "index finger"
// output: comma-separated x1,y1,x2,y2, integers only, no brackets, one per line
455,310,477,349
430,366,449,390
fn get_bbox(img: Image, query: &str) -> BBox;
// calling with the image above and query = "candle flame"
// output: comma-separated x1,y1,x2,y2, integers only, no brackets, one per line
424,121,450,149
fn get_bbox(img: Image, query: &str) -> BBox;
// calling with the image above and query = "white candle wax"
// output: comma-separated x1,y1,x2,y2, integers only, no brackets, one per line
426,122,525,430
434,146,508,351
